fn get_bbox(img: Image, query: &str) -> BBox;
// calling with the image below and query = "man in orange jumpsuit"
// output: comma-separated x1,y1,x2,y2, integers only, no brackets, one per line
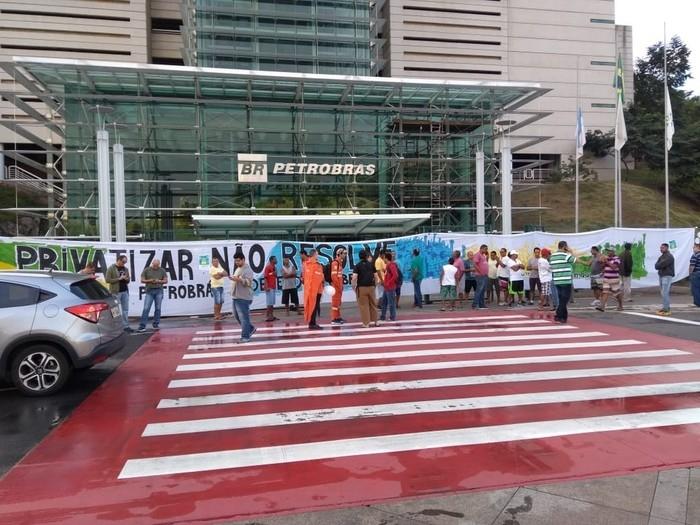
330,248,347,325
303,249,324,330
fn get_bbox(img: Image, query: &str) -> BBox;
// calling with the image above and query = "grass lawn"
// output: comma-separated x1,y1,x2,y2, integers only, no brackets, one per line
513,181,700,232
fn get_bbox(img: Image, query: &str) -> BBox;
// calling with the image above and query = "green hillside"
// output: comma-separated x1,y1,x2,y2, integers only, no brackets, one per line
513,181,700,232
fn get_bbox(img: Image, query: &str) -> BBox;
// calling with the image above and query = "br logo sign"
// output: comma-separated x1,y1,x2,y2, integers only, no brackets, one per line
237,153,268,183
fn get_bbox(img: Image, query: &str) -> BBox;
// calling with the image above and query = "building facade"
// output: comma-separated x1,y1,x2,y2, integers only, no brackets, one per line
383,0,634,175
0,0,632,240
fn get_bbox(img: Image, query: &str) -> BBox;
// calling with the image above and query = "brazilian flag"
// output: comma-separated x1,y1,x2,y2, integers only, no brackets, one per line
613,54,625,104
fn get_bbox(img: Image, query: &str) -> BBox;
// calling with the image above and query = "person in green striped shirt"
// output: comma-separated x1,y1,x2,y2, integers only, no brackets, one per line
549,240,576,323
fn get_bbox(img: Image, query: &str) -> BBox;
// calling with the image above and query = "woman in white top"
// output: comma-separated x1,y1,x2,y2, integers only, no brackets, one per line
537,248,553,309
440,257,458,311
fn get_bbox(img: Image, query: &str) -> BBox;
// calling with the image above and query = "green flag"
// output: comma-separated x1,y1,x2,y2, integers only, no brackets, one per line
613,54,625,104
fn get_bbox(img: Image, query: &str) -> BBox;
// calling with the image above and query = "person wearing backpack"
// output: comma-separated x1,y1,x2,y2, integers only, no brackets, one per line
380,252,399,321
329,248,347,325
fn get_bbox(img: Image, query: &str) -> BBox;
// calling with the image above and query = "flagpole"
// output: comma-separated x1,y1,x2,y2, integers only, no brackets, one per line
618,103,623,227
613,48,619,229
575,156,580,232
614,147,619,227
664,22,670,228
614,88,619,228
575,56,580,233
619,144,623,226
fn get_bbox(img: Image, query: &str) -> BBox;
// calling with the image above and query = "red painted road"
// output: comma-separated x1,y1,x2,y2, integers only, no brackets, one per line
1,311,700,525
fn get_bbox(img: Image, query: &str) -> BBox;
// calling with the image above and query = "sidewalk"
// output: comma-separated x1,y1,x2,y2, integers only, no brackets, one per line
228,468,700,525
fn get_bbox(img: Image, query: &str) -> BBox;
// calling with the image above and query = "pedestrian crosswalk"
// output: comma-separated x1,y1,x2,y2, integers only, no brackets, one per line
119,313,700,482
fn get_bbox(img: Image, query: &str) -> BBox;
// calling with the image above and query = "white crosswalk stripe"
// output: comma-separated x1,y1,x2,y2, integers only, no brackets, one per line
193,314,531,335
189,321,567,348
175,337,639,372
120,408,700,478
168,348,677,389
158,359,699,407
186,324,579,353
190,319,552,342
145,382,700,435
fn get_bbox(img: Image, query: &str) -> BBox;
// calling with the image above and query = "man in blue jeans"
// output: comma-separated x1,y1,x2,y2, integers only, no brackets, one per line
410,248,424,308
230,251,257,343
138,259,168,332
655,243,675,316
105,254,131,332
209,257,228,320
690,241,700,307
472,244,489,309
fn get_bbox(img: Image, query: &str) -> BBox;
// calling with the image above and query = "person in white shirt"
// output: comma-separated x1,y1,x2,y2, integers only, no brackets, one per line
440,257,458,311
496,247,510,306
537,248,553,309
209,257,228,320
281,257,300,315
504,250,526,307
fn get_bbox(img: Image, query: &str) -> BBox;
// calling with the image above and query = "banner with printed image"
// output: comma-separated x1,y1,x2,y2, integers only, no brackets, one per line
0,228,694,317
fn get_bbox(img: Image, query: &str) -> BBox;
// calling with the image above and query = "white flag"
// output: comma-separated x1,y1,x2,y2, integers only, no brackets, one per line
614,95,627,151
665,84,675,151
575,107,586,159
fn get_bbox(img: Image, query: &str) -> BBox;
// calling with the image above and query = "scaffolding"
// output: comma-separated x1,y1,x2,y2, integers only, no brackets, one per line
0,57,551,239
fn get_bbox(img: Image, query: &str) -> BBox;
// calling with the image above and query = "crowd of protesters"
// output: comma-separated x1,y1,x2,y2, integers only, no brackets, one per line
204,239,698,343
79,237,700,343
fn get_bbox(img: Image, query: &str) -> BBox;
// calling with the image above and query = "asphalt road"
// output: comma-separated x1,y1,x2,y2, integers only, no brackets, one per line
0,305,697,479
0,333,150,477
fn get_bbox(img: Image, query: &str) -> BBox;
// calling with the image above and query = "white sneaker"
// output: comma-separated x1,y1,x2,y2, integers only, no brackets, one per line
590,300,601,307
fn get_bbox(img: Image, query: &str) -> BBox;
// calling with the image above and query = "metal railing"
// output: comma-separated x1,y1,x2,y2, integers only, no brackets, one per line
3,165,66,204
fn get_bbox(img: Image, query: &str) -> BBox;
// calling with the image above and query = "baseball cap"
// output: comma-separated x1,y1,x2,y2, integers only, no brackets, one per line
508,250,518,256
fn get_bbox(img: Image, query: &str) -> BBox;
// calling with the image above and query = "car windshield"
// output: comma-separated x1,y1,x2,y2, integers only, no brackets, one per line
69,279,111,300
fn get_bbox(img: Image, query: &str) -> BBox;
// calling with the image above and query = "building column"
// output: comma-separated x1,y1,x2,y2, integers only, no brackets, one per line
501,137,512,235
0,144,4,179
475,150,485,234
113,143,126,242
96,130,112,242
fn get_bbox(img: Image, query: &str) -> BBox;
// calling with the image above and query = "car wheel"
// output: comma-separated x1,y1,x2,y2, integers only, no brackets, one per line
10,345,71,396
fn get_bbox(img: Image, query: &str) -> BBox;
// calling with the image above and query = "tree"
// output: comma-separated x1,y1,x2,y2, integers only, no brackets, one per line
584,130,614,158
625,36,700,199
634,36,692,113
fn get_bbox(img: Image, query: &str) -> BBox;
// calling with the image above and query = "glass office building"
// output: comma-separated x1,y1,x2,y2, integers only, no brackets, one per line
182,0,382,75
2,0,549,240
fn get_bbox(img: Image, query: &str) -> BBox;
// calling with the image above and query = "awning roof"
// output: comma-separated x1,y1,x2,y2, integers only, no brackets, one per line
192,213,431,237
4,57,549,114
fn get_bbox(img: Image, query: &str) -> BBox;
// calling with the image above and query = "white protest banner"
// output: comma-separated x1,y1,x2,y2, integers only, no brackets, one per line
1,228,694,317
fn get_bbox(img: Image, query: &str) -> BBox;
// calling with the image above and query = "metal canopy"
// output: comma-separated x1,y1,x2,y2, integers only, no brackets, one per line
7,57,549,115
192,213,431,237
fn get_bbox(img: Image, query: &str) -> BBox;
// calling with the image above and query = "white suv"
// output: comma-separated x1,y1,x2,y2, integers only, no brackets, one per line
0,271,126,396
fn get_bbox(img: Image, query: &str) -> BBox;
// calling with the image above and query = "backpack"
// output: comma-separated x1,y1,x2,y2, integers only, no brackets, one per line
323,262,332,284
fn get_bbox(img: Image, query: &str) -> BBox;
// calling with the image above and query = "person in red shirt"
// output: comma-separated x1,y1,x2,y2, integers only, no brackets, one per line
303,249,325,330
330,248,347,325
263,255,279,322
379,252,399,321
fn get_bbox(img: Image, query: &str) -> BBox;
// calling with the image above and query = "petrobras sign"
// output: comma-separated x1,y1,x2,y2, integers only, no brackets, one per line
237,153,376,182
272,162,376,176
237,153,268,183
